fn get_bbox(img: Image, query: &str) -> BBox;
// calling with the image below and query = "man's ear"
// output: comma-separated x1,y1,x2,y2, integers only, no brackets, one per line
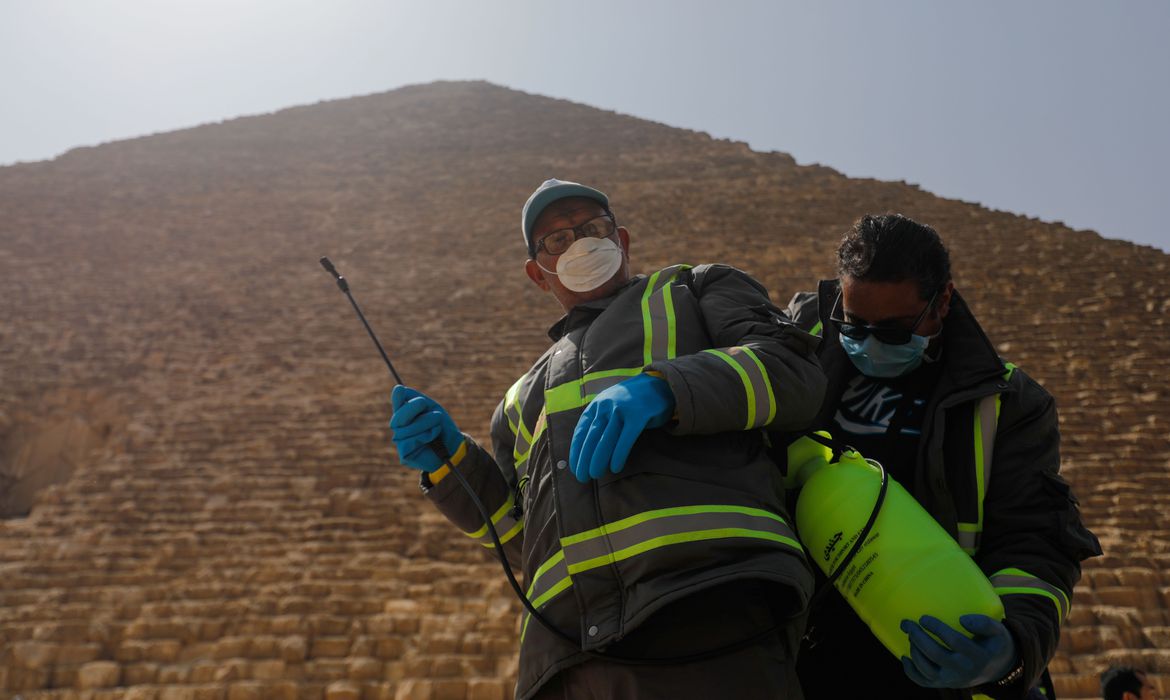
617,226,631,259
525,258,551,292
937,281,956,320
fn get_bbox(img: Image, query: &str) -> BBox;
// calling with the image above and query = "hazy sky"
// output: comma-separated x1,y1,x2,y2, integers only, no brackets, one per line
3,1,1167,251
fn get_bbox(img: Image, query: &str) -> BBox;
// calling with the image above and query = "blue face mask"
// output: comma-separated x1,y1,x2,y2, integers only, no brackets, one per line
841,332,933,378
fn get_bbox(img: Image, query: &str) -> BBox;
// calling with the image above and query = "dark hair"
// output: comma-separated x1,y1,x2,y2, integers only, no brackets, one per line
836,214,952,301
1101,666,1145,700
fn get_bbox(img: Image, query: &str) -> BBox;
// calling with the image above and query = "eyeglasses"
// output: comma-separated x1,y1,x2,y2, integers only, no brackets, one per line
534,214,616,256
830,290,938,345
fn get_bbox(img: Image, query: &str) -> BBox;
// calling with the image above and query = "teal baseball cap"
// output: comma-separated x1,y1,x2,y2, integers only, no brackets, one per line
521,179,610,257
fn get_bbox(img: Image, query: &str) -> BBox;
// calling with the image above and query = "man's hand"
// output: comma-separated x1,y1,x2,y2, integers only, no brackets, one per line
389,385,464,472
569,373,675,483
900,614,1017,689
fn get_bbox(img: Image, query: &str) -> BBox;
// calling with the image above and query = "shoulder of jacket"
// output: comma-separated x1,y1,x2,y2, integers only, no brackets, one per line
685,263,768,293
502,348,555,407
993,360,1056,419
786,291,821,331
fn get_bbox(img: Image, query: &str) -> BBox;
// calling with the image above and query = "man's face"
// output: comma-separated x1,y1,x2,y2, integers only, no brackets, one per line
839,276,953,340
524,197,631,312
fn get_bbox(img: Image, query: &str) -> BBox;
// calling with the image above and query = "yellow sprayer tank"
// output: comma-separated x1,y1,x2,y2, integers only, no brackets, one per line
787,433,1004,658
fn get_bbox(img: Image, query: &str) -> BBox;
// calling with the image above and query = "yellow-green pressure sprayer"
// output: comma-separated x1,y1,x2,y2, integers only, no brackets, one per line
786,432,1004,659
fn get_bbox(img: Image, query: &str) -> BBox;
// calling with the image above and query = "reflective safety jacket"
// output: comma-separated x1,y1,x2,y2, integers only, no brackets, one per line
784,280,1101,699
422,264,826,699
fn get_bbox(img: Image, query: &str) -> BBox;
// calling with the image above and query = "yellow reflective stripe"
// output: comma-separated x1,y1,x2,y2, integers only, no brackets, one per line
956,525,980,555
544,367,644,415
960,361,1014,554
641,265,689,365
641,269,665,366
465,497,511,538
504,373,535,468
739,346,777,426
568,528,801,576
561,503,788,545
544,380,582,415
426,440,468,486
560,504,801,576
662,276,679,360
520,574,572,644
581,368,644,397
530,574,572,613
490,519,524,548
810,320,823,337
520,504,801,643
519,550,571,644
991,568,1071,622
966,393,999,550
548,265,694,416
504,375,526,435
702,348,758,429
465,495,521,545
529,549,565,588
512,409,546,478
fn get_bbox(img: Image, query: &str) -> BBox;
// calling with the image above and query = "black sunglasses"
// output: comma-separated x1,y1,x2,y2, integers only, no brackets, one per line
829,290,938,346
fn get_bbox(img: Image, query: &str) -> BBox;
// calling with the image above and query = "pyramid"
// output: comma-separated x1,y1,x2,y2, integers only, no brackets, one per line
0,81,1166,700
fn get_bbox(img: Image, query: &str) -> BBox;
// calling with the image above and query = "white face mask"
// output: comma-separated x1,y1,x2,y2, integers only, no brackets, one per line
539,236,624,292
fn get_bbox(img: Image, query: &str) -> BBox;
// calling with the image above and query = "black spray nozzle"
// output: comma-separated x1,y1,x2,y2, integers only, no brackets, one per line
319,256,349,293
319,256,402,385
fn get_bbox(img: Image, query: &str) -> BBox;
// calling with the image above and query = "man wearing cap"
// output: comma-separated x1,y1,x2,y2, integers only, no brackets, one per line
387,179,827,699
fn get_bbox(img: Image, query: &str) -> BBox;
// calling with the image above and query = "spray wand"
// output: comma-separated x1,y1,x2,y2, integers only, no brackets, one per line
319,257,404,385
318,257,581,646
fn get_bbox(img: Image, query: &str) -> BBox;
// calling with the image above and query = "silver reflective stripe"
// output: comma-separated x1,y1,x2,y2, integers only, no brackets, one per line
466,495,523,549
641,265,688,365
957,528,980,553
511,426,533,466
958,388,1005,555
520,551,572,643
581,372,630,398
528,552,570,606
520,505,802,643
560,507,798,573
504,374,525,430
544,368,644,416
976,393,998,498
702,347,776,429
991,570,1071,622
513,410,546,481
505,374,533,465
646,277,673,362
734,347,775,428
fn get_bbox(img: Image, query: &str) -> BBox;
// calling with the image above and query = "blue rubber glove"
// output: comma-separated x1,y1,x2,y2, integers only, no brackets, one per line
569,373,675,483
389,385,464,472
900,614,1017,689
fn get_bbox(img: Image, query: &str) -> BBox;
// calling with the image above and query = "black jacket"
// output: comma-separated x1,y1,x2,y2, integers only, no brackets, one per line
424,265,827,699
783,280,1101,700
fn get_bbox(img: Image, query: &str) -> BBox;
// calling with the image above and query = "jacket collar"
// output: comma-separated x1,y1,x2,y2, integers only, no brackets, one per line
547,274,645,341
